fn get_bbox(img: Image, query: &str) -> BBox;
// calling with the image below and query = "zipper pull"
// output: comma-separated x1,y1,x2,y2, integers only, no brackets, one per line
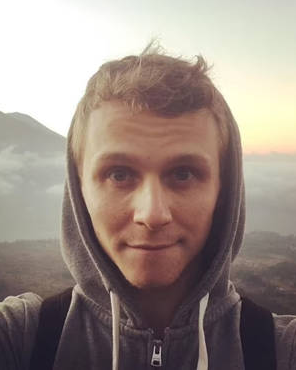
151,341,162,367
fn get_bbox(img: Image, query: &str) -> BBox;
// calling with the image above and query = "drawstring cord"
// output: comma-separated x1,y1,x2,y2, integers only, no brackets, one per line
196,293,210,370
110,291,120,370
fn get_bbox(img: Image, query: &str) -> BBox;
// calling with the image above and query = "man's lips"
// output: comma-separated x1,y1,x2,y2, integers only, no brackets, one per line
127,243,178,251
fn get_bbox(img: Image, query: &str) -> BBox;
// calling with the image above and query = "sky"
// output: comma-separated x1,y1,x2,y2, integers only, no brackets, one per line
1,0,295,154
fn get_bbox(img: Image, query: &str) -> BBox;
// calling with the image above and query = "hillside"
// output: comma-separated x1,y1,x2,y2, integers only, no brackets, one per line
0,111,66,240
0,239,73,300
0,231,295,315
0,111,65,153
231,231,296,314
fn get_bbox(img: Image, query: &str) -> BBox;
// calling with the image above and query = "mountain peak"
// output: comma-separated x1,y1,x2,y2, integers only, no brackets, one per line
7,112,42,130
0,111,65,153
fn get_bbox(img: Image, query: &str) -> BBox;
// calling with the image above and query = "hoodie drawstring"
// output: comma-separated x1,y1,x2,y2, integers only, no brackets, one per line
196,293,210,370
110,291,120,370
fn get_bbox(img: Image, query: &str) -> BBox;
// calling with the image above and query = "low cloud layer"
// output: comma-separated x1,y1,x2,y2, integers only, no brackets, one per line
1,147,295,239
0,146,24,173
0,146,65,195
0,146,65,171
244,153,296,234
46,183,64,196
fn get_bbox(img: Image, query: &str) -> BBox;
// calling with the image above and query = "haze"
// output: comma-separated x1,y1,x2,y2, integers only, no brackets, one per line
1,0,295,154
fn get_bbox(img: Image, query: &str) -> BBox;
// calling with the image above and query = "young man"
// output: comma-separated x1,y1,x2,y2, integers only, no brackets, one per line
1,46,295,370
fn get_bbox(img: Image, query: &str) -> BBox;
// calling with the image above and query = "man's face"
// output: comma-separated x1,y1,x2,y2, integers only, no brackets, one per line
81,101,221,289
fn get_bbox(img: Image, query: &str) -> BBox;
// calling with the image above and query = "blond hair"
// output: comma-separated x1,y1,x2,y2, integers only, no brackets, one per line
69,43,230,171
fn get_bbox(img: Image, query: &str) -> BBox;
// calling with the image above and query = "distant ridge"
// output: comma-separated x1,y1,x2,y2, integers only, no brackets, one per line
0,111,65,153
0,111,66,241
7,112,66,139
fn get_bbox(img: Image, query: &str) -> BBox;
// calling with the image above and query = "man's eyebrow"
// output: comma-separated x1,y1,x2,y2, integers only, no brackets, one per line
95,152,140,164
165,154,211,167
95,152,211,167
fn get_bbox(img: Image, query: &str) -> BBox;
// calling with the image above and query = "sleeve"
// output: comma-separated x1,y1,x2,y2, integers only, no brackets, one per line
273,314,296,370
0,293,42,370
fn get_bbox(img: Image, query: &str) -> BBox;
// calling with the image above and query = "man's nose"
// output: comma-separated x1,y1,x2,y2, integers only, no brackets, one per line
133,178,173,230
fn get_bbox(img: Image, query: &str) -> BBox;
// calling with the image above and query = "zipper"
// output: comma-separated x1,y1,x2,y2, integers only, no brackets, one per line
150,340,163,367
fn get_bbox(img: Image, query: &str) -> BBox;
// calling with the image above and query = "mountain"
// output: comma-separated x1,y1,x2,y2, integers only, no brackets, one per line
0,112,65,153
0,111,66,241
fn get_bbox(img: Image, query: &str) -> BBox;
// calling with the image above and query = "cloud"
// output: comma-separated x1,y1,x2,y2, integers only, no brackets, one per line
243,153,296,234
0,147,25,194
244,153,296,212
0,146,24,172
45,183,64,196
0,146,65,174
0,178,15,195
0,146,65,197
26,151,65,168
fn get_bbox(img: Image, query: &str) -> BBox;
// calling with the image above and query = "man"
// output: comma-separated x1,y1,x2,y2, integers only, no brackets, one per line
0,44,295,370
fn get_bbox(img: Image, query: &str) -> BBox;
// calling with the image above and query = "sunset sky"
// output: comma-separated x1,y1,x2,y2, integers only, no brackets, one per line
1,0,295,154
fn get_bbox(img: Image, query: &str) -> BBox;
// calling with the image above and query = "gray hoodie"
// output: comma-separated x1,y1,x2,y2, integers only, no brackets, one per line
0,102,296,370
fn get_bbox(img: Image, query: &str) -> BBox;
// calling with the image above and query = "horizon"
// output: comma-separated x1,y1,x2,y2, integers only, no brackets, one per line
1,109,295,156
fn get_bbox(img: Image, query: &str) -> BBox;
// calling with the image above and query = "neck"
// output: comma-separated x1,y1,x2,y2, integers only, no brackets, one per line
135,264,201,339
136,287,184,338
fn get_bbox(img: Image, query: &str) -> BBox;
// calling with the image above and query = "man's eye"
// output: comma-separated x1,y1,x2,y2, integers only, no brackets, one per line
108,168,133,182
172,167,194,181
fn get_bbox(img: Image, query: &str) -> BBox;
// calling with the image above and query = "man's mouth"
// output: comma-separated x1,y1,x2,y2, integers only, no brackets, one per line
127,242,178,251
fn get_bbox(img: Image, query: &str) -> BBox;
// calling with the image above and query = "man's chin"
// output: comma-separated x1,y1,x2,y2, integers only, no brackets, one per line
125,273,179,290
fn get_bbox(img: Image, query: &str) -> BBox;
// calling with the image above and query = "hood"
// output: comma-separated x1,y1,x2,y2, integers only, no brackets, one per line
60,96,245,328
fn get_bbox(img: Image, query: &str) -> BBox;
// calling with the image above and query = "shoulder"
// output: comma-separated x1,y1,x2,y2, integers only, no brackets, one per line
273,313,296,370
0,292,42,369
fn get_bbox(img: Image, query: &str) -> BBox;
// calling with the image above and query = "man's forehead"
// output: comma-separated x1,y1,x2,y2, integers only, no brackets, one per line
84,102,220,169
88,102,215,131
87,103,217,141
